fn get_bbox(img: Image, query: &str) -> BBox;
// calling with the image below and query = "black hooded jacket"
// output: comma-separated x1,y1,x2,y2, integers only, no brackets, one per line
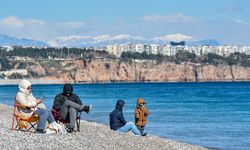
109,100,127,130
53,84,83,110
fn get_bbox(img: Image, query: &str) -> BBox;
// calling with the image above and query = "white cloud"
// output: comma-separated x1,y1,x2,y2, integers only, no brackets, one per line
154,33,194,41
28,19,45,26
0,16,45,29
142,13,196,24
58,21,86,28
0,16,24,28
233,19,247,25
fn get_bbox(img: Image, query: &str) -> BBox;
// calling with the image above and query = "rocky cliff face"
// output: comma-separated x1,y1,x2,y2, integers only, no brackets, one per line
13,59,250,82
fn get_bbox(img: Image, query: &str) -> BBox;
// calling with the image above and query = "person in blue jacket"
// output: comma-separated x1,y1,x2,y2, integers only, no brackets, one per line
109,99,146,136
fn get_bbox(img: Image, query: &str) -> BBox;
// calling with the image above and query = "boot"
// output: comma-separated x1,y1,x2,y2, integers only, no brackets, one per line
67,126,74,133
83,105,92,113
141,132,147,136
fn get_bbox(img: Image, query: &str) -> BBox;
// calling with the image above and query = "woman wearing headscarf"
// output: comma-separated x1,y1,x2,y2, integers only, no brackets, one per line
16,79,57,133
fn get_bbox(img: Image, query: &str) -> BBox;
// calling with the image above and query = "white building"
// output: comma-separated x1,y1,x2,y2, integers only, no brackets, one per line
150,44,160,55
161,45,171,56
135,44,143,53
0,69,28,77
106,44,121,57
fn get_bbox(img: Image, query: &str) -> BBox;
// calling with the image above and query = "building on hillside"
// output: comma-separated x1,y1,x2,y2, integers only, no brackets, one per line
0,46,14,51
150,44,161,55
135,44,145,53
161,45,171,56
0,69,28,77
106,44,121,57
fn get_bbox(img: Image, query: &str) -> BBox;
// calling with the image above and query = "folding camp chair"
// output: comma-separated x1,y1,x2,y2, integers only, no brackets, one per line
11,98,39,132
51,109,82,132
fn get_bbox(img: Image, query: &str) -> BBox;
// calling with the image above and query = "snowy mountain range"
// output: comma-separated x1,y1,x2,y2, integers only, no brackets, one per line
0,34,48,47
49,33,220,47
0,33,220,48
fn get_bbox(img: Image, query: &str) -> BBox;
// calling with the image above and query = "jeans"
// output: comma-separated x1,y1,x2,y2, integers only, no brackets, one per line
137,126,145,135
60,100,84,128
118,122,141,135
35,109,55,130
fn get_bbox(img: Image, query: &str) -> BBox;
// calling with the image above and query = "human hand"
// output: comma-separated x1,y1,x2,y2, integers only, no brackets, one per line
36,99,43,104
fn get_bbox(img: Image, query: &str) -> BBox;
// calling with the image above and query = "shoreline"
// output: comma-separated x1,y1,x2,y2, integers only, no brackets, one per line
1,78,250,85
0,103,206,150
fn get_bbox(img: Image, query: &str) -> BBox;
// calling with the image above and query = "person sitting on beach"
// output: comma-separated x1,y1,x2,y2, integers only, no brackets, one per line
109,99,146,136
53,84,92,133
16,79,58,133
134,98,149,135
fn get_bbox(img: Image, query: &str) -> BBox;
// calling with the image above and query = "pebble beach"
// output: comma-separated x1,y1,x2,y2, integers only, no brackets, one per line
0,104,206,150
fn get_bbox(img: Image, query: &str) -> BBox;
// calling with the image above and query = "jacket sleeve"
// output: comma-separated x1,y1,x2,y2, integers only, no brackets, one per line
53,94,64,110
73,94,83,105
16,93,37,107
135,108,140,118
144,107,149,116
118,112,127,125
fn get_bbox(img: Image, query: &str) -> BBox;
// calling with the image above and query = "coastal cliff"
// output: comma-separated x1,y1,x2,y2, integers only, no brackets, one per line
7,59,250,83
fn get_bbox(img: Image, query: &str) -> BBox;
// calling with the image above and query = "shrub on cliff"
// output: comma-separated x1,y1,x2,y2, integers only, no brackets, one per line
225,52,250,67
175,51,197,63
0,58,11,71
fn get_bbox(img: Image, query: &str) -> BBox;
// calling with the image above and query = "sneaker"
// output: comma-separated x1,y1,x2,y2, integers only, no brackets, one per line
141,132,147,136
67,127,74,133
83,105,92,114
36,129,46,134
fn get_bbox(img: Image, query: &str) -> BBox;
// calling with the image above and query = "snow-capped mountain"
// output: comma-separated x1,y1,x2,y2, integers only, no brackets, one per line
49,33,220,47
48,34,147,47
0,34,48,47
0,33,220,48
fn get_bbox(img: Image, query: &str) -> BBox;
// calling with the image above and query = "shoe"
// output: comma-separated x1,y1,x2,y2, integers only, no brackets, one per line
83,105,92,114
141,132,147,136
67,126,74,133
36,129,46,134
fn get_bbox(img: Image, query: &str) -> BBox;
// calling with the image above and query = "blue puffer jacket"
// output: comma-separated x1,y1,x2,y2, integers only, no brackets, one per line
109,100,127,130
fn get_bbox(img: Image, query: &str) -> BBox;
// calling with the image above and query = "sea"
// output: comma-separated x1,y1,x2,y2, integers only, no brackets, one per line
0,82,250,150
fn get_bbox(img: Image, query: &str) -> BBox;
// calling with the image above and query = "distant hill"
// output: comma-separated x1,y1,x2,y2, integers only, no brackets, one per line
49,34,220,47
0,34,48,47
186,39,220,46
0,33,220,48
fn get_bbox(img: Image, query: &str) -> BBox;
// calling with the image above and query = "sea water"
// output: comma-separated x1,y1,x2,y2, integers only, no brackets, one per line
0,82,250,150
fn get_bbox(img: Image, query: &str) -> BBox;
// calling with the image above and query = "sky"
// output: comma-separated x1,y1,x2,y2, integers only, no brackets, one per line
0,0,249,45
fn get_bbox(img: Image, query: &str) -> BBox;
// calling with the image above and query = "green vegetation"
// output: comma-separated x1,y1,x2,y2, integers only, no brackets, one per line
39,60,63,70
0,58,11,71
121,51,250,67
0,47,114,60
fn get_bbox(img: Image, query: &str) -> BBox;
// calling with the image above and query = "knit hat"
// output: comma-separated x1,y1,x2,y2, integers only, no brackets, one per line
63,84,73,94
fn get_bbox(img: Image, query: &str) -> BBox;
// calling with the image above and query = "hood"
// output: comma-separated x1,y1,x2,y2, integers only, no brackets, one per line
18,79,32,95
115,99,125,110
137,98,145,105
63,84,73,95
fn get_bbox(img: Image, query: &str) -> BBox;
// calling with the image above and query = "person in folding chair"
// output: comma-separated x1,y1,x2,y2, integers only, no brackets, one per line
53,84,92,133
16,79,58,133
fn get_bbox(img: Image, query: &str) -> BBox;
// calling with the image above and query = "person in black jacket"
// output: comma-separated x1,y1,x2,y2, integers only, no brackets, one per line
53,84,92,133
109,99,146,136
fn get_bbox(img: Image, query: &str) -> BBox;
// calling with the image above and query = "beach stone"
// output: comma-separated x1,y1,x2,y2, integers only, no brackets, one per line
0,104,206,150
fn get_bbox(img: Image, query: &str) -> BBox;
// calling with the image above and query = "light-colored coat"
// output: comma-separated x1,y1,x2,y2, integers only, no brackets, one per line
16,79,45,118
